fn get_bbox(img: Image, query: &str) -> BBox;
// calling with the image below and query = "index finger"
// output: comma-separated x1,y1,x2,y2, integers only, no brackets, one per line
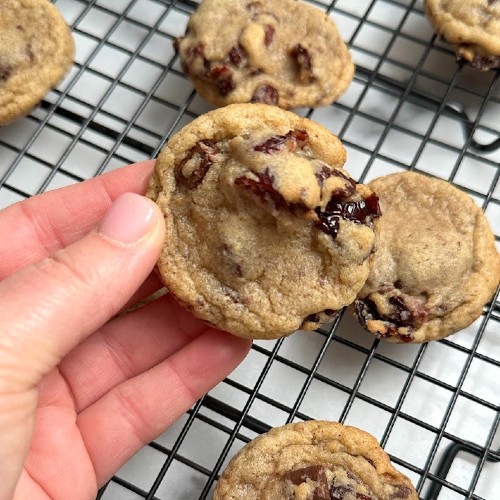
0,160,155,279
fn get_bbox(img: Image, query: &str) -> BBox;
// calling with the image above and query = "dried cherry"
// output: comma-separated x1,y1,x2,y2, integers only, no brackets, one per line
253,129,309,153
315,193,381,239
264,24,275,46
229,45,246,67
291,44,315,83
175,140,219,189
250,85,279,105
205,64,235,95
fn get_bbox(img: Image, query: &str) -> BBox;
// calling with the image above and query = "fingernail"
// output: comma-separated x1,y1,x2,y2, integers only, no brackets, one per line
100,193,156,244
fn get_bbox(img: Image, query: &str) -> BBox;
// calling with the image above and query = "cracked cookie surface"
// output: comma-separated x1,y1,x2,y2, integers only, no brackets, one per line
354,171,500,344
425,0,500,70
147,104,379,340
0,0,74,125
174,0,354,109
213,421,418,500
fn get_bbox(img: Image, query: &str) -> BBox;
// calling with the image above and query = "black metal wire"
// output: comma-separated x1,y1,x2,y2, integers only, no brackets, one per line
0,0,499,499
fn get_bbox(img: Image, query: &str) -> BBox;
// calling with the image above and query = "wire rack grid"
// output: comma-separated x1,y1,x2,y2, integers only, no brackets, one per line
0,0,499,499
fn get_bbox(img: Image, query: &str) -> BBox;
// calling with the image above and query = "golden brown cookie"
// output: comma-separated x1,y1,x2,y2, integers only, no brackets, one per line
174,0,354,109
0,0,75,125
354,171,500,344
425,0,500,70
213,421,418,500
147,104,380,340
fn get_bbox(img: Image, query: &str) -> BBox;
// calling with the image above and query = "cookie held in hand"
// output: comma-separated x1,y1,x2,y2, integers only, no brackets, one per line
0,0,75,125
425,0,500,70
174,0,354,109
354,171,500,343
147,104,380,339
213,420,418,500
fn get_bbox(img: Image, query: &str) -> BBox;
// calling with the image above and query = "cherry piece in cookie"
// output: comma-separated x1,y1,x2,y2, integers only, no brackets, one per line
174,0,354,108
353,171,500,343
147,104,377,340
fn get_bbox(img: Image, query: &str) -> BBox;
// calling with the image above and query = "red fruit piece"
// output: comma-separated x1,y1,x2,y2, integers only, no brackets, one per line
235,168,286,211
175,140,219,189
291,44,315,83
315,193,381,239
206,64,235,95
250,85,279,105
229,45,246,67
264,24,275,46
253,129,309,153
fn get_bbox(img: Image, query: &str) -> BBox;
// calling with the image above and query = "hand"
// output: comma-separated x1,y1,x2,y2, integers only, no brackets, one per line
0,160,251,500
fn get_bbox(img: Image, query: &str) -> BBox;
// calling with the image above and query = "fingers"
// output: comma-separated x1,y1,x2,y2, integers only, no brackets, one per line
0,193,165,394
120,271,164,312
53,294,209,413
77,329,251,485
0,160,155,279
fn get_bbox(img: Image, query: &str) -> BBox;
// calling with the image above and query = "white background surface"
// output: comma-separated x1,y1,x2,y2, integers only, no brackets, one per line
0,1,499,499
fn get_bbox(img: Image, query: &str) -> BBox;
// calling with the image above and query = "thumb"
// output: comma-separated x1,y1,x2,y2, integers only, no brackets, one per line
0,192,165,393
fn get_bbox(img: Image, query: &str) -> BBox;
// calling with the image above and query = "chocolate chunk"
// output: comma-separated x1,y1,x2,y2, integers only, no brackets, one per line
253,129,309,153
285,465,327,485
313,483,331,500
285,465,329,498
175,140,219,189
251,85,279,105
291,44,315,83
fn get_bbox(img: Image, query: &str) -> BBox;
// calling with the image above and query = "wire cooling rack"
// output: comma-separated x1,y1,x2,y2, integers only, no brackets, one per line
1,0,499,498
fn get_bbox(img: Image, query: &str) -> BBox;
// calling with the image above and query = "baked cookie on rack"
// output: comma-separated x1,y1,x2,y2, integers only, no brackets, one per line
354,171,500,344
174,0,354,109
147,104,380,340
425,0,500,70
0,0,75,125
213,420,418,500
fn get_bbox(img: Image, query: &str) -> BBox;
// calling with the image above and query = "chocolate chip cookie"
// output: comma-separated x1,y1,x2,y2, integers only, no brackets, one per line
147,104,380,340
425,0,500,70
354,171,500,344
213,420,418,500
174,0,354,109
0,0,75,125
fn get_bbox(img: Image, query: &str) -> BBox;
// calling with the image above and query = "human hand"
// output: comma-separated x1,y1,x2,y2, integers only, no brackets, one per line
0,160,251,500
